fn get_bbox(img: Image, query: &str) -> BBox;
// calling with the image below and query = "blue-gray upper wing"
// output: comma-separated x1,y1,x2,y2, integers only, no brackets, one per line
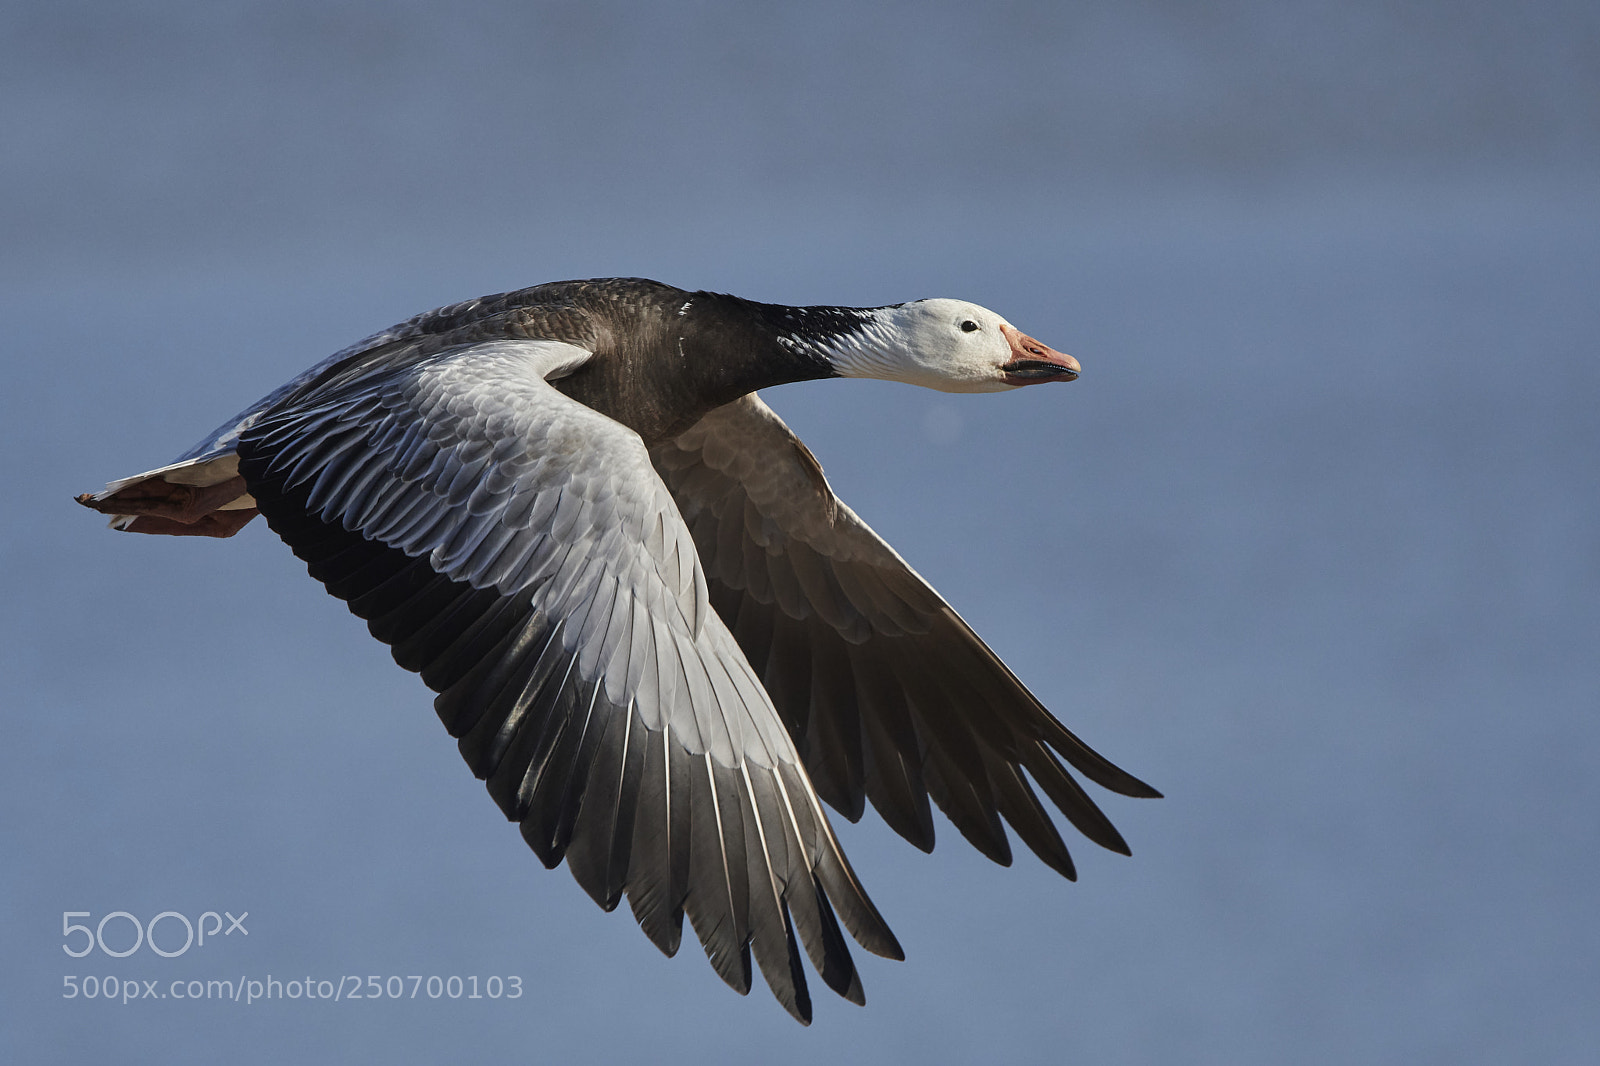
236,340,900,1022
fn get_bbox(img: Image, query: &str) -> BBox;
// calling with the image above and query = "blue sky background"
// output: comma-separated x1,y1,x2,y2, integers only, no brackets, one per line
3,1,1597,1062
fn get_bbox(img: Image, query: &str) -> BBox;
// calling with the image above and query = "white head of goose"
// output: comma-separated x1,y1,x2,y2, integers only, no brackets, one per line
790,297,1081,392
78,277,1157,1024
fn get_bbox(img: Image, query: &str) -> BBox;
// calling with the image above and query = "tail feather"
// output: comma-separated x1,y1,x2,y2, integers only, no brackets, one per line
76,451,258,537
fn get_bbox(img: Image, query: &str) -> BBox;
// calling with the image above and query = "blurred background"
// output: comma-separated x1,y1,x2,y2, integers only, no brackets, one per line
3,1,1596,1062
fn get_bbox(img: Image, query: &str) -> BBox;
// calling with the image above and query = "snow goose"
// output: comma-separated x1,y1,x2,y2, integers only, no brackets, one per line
78,277,1159,1022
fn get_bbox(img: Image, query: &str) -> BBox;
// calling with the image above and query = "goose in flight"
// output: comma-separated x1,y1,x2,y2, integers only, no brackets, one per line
78,277,1159,1022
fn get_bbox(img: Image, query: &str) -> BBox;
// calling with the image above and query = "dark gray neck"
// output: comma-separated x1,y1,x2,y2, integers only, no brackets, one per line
554,283,875,443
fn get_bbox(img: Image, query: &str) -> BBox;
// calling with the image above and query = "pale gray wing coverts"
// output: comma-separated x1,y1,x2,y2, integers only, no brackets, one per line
651,396,1161,880
235,340,900,1024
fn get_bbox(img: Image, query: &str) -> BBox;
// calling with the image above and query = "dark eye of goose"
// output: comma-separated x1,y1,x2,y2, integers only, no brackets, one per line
960,320,979,332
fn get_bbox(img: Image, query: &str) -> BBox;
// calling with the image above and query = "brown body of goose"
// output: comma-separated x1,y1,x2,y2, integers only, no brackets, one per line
78,277,1159,1023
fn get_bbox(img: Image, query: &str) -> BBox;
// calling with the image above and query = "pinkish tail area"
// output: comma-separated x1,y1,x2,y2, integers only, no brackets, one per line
76,455,259,538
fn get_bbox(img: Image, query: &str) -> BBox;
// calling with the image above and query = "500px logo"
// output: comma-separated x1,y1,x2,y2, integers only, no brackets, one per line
62,910,248,959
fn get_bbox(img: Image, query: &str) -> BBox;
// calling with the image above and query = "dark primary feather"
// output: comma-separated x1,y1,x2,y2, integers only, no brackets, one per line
651,394,1161,884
